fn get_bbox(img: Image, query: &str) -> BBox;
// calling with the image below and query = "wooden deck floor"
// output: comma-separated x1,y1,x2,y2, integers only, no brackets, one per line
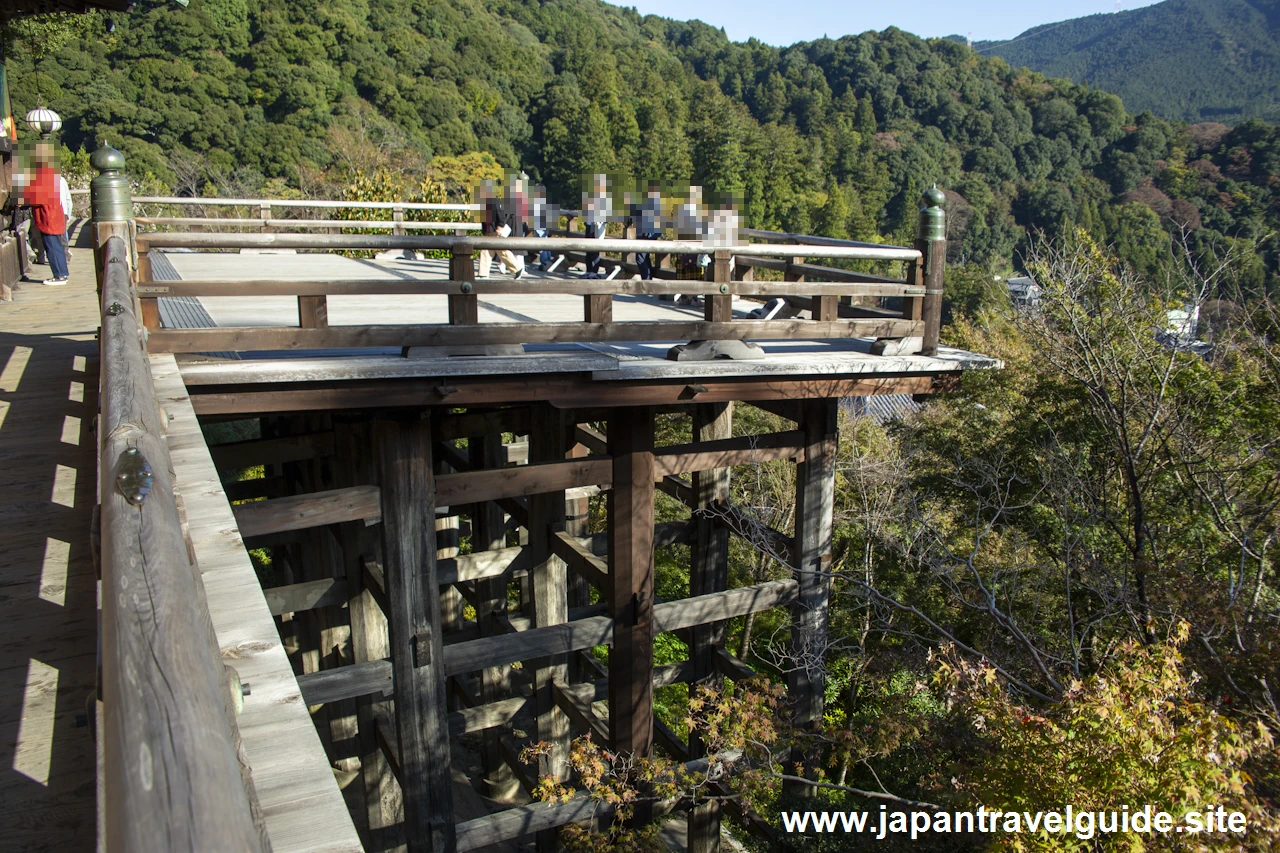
0,253,100,852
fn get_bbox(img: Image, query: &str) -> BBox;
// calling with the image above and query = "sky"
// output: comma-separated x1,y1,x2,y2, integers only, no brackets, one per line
623,0,1164,46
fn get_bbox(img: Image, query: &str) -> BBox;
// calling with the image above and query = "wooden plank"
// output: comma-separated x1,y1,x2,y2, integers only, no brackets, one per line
361,556,389,617
652,429,804,478
435,457,612,507
297,660,394,705
264,578,348,616
608,406,656,832
209,432,333,470
98,237,264,852
232,485,381,538
374,415,455,852
146,318,922,354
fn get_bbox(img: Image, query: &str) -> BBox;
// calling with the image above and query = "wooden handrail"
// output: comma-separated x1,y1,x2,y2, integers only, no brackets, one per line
97,235,266,851
134,230,922,261
136,217,481,230
133,195,482,212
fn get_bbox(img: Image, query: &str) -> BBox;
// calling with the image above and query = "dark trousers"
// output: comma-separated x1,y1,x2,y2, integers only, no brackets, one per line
636,232,661,280
585,223,601,274
42,232,69,280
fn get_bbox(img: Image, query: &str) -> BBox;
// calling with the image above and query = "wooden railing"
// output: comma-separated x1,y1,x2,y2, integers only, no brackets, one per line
132,225,945,356
96,234,268,851
131,195,483,233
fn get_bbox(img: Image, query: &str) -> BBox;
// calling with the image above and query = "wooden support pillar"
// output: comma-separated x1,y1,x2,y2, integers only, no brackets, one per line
336,417,404,851
472,431,519,802
607,407,656,825
528,405,571,852
688,402,732,852
784,398,839,799
705,250,732,323
449,246,478,325
375,414,455,853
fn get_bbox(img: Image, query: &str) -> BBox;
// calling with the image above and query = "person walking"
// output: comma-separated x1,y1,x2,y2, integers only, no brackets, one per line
17,143,69,286
475,178,522,279
530,184,552,271
635,182,663,281
582,173,611,279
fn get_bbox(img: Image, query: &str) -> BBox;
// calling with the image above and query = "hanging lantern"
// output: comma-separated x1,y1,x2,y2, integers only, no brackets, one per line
25,105,62,139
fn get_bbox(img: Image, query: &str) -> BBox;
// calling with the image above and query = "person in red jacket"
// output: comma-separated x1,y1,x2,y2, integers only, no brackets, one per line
16,143,69,286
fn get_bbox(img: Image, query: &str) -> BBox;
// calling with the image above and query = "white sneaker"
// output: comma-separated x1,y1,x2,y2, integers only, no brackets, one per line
43,278,68,286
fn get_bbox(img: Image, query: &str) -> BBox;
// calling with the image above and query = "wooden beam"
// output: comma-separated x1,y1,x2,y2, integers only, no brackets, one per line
713,649,759,682
375,416,455,852
232,485,381,538
209,432,334,470
551,681,610,745
264,578,348,616
715,501,796,567
654,579,798,635
435,457,612,507
652,429,803,478
551,531,609,593
298,659,394,705
146,318,922,354
186,374,943,416
435,407,531,441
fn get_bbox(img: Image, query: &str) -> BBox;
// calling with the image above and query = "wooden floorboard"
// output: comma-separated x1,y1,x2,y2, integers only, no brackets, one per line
0,253,101,853
151,353,365,853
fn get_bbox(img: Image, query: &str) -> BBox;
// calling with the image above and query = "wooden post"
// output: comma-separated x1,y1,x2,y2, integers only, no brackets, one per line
528,404,571,852
334,417,404,850
688,402,731,852
705,250,732,323
607,407,656,825
784,255,805,284
449,246,478,326
135,245,161,330
393,204,406,237
375,414,455,853
472,432,519,801
584,294,612,323
260,201,272,234
917,187,947,356
784,398,838,799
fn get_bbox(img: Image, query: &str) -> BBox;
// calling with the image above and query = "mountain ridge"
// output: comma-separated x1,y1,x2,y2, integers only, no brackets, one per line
976,0,1280,123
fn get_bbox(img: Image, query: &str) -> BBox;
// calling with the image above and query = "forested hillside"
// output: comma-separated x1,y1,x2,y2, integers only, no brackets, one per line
978,0,1280,124
5,0,1280,292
